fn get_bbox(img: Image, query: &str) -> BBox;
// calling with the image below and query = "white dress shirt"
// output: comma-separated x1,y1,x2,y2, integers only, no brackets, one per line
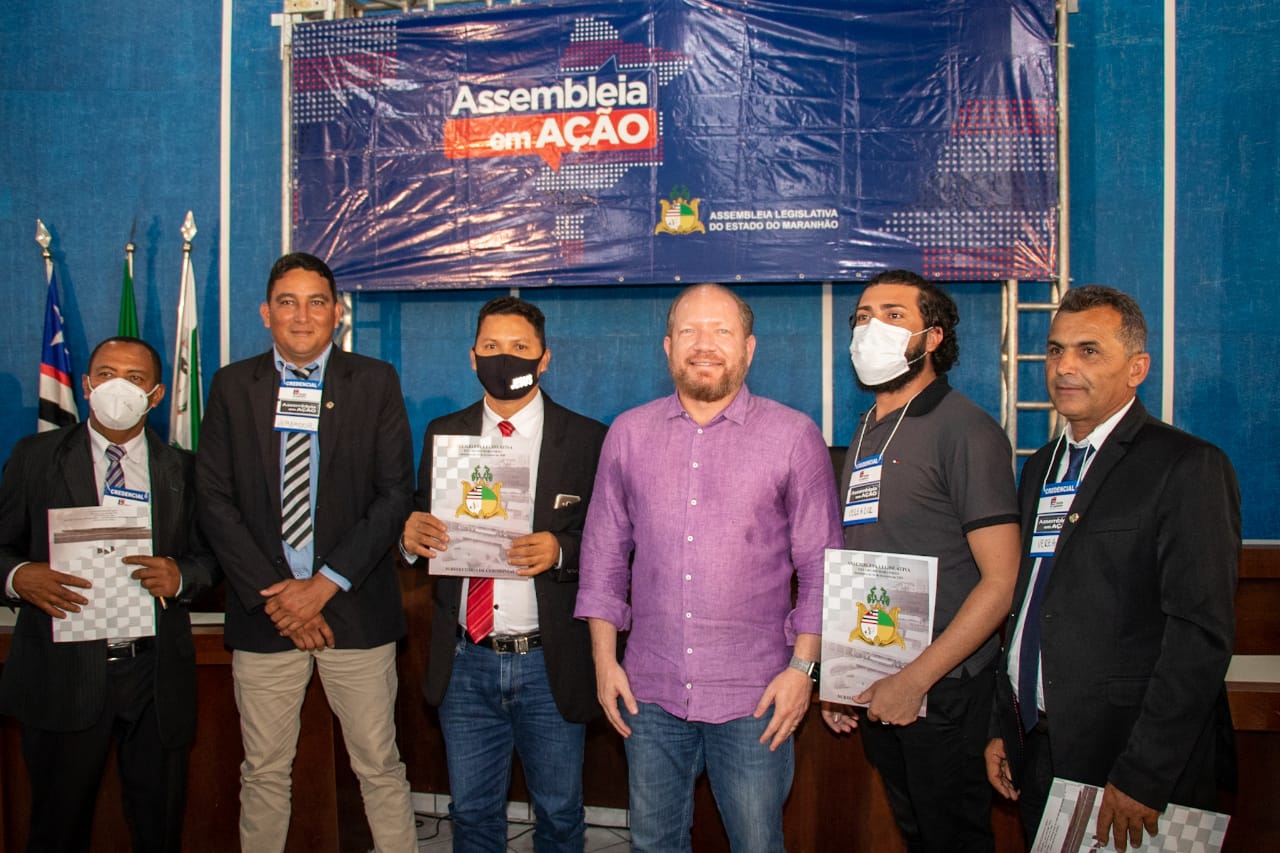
5,424,155,638
463,393,544,636
1008,398,1135,711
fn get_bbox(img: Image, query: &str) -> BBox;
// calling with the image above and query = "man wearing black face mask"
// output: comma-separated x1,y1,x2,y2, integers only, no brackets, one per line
401,296,607,852
0,336,218,851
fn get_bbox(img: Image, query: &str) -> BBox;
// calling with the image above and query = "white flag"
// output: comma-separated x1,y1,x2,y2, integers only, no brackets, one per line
169,212,202,450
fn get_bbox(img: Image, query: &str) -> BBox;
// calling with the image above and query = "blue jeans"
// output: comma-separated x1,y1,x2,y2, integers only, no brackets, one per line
624,702,794,853
438,638,586,853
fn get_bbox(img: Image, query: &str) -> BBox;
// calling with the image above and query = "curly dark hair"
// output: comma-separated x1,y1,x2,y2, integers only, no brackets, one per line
864,269,960,373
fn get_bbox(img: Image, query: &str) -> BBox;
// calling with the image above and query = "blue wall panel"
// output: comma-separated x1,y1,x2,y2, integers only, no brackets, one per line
229,0,290,364
1175,0,1280,537
0,2,222,442
1067,1,1166,414
1,1,1275,535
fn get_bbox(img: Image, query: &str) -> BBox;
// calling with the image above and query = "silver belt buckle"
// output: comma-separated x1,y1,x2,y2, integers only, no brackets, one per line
513,635,530,655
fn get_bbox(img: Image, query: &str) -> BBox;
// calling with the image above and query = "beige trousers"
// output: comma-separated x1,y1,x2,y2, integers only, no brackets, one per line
232,644,416,853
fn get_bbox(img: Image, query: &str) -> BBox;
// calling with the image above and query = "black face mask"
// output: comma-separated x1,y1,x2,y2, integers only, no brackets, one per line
474,352,542,400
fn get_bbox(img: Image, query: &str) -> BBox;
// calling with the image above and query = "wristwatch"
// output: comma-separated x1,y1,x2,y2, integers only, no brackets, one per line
788,655,818,680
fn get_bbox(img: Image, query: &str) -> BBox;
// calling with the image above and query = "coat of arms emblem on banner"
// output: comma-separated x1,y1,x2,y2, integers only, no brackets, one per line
654,184,707,235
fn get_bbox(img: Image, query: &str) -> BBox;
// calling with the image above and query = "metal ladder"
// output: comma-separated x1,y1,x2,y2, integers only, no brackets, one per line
1000,278,1063,459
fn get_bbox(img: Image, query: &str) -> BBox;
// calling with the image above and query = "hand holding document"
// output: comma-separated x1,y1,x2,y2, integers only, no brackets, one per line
48,504,156,643
428,434,534,578
1032,778,1229,853
820,548,938,717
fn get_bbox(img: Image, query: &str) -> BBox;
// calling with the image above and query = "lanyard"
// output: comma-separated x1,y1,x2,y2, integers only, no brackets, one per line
1040,431,1096,492
851,389,922,465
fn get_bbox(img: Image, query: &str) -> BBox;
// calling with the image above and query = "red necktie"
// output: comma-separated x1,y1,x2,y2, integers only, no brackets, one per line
465,420,515,641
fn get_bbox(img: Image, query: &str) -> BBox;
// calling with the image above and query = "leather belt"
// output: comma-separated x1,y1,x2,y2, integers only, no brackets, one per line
106,637,156,662
459,626,542,655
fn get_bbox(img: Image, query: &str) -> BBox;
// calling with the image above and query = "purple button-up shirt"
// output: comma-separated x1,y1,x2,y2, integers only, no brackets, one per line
575,386,842,723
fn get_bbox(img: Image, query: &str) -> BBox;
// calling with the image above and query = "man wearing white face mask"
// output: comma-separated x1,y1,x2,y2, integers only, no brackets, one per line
0,336,219,852
821,270,1021,853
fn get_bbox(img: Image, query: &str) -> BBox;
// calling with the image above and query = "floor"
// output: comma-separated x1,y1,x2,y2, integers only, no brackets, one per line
415,812,632,852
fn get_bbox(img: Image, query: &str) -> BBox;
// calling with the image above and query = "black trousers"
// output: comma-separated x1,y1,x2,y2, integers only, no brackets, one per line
21,651,189,853
1016,722,1057,846
859,667,997,853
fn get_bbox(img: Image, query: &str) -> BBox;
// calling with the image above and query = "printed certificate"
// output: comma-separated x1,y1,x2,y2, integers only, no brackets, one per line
48,504,155,643
1032,777,1229,852
820,548,937,717
429,434,534,578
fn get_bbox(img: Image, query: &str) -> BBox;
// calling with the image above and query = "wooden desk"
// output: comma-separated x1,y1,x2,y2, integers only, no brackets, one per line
3,546,1278,852
0,626,338,853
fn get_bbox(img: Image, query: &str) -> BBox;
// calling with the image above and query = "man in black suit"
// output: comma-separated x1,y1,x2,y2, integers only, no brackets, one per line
197,253,416,852
985,286,1240,851
401,296,605,852
0,336,218,852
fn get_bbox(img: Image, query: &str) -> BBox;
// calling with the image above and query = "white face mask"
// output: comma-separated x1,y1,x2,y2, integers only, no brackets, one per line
849,317,929,386
88,377,156,431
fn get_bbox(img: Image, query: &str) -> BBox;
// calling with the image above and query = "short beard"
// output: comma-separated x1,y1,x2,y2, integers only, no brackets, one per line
855,339,929,394
671,361,746,404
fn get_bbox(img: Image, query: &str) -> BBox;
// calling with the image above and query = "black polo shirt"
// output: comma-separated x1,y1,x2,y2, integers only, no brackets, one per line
840,376,1019,677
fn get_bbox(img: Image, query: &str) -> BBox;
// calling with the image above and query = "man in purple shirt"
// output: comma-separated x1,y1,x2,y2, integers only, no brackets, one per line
575,283,842,852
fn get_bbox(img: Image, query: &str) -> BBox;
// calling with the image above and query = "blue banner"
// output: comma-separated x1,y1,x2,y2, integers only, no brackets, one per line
291,0,1057,290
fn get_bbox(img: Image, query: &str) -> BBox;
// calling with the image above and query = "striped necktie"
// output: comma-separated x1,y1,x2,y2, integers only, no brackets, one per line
1016,443,1088,732
281,366,314,550
105,444,127,490
464,419,515,641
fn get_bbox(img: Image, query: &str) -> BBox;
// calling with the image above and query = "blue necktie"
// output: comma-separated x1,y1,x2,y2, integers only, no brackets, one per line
281,366,314,550
105,444,127,491
1017,443,1087,732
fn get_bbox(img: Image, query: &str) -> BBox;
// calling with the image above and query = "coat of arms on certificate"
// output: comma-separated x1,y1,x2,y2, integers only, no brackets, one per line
821,548,937,716
429,434,534,577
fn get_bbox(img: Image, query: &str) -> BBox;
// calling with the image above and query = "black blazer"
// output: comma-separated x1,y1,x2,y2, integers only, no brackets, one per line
0,423,218,746
994,399,1239,811
418,394,606,723
197,349,413,652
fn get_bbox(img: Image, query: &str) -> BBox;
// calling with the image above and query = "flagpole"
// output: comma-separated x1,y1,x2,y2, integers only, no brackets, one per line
119,217,140,338
171,211,202,450
35,219,52,283
35,219,79,432
176,211,197,377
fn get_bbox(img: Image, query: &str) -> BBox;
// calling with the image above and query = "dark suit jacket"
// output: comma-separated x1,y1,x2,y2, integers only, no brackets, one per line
197,349,413,652
0,423,218,746
419,394,606,723
994,399,1239,811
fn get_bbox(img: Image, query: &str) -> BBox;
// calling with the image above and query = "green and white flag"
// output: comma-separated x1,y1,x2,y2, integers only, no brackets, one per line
118,248,139,337
169,211,202,450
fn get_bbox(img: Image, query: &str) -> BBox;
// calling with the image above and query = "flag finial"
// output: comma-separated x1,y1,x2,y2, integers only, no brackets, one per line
181,210,197,244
